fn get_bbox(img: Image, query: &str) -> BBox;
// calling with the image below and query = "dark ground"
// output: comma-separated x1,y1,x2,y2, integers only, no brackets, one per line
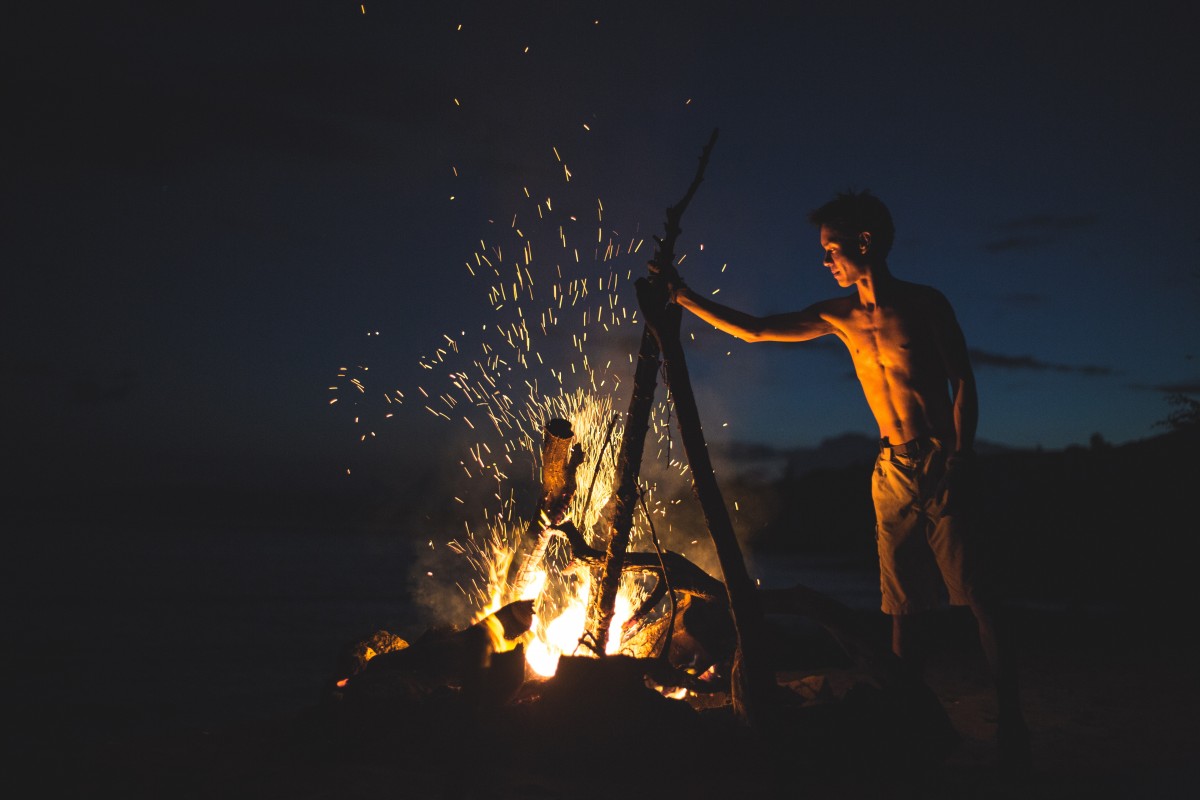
15,601,1198,800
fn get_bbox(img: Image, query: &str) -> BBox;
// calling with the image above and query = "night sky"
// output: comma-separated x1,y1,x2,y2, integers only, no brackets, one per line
8,1,1199,507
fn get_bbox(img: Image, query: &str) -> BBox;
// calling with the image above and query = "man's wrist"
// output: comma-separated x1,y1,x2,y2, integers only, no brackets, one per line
946,449,974,469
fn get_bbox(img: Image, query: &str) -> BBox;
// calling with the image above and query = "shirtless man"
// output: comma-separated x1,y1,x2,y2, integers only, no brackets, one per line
662,189,1030,770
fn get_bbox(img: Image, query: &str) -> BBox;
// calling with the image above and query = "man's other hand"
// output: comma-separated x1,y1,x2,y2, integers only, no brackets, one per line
936,452,976,515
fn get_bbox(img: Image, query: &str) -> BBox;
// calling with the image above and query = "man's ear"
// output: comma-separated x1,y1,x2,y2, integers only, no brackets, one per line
858,231,872,254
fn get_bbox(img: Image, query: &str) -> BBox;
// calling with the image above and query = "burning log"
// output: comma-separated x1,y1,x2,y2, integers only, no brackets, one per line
504,418,585,598
332,629,411,683
360,598,533,677
336,599,535,713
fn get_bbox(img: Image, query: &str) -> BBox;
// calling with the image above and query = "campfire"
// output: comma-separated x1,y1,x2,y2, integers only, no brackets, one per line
331,131,762,703
321,135,962,791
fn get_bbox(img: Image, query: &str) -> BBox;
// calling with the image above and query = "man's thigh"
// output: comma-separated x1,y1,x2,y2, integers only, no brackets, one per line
874,456,941,613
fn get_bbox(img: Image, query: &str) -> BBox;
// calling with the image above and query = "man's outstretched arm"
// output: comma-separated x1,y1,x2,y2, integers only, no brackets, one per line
673,285,836,343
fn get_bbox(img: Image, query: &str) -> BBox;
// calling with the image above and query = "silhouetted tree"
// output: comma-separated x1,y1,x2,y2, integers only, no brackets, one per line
1155,393,1200,433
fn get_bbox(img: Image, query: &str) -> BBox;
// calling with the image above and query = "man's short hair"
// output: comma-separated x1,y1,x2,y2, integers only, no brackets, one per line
808,190,895,258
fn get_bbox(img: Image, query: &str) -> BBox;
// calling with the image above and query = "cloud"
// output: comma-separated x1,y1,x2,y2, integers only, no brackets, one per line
969,348,1113,376
983,235,1054,253
983,213,1098,253
1129,380,1200,394
711,439,792,461
1001,214,1099,231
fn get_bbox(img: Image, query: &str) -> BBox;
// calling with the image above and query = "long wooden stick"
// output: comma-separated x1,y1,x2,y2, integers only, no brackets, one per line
586,322,663,653
589,129,720,655
644,299,776,726
632,128,775,726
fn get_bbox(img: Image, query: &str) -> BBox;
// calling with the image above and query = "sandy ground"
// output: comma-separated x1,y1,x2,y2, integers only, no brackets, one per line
21,604,1200,799
919,605,1200,799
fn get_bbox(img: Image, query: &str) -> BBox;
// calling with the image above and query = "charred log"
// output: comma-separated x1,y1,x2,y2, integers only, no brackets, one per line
505,419,585,595
360,599,532,676
551,520,722,600
339,600,534,711
539,418,582,520
332,629,410,681
620,593,737,688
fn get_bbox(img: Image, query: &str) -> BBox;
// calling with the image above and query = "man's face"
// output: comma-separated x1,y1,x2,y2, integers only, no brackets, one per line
819,225,868,288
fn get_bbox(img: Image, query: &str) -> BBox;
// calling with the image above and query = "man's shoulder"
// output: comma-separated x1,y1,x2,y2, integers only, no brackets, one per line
896,280,952,308
814,292,859,314
896,278,941,296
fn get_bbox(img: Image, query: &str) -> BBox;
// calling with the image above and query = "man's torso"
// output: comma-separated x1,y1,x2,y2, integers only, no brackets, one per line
819,281,956,444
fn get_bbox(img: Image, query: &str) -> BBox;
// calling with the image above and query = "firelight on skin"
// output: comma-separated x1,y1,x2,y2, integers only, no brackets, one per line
670,224,973,451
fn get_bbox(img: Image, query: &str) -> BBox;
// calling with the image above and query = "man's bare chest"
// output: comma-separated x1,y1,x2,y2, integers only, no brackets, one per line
839,310,929,372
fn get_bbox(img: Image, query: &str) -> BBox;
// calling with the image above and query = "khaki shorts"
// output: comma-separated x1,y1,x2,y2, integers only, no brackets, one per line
872,437,983,615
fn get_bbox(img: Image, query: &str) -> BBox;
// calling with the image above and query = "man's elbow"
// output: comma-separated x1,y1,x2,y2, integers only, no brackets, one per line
700,318,766,342
733,325,768,343
950,374,977,400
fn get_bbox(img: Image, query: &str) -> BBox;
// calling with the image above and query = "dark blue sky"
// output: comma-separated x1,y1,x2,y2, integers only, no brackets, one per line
6,1,1198,500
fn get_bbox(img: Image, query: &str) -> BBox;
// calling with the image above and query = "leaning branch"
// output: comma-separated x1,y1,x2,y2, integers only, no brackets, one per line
588,128,720,654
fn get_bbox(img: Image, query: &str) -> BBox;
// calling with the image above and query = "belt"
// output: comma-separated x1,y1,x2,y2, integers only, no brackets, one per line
879,436,938,459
